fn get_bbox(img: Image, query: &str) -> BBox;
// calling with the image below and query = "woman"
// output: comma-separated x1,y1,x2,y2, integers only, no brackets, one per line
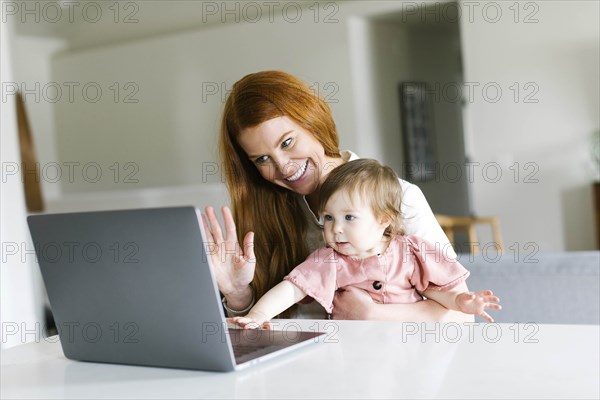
203,70,472,322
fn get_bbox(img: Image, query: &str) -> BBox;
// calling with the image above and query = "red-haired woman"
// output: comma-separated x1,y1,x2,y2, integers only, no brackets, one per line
203,70,472,322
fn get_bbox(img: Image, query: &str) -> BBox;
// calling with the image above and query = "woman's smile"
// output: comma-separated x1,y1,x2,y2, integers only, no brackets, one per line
284,160,309,182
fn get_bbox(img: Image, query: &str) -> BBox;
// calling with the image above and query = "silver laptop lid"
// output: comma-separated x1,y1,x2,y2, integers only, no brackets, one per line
28,206,238,371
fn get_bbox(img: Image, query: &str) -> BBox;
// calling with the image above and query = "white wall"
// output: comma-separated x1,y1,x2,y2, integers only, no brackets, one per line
50,15,357,193
1,19,45,349
460,0,600,251
43,1,427,195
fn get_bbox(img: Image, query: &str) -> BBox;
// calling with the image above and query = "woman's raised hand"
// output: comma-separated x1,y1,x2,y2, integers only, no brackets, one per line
202,206,256,307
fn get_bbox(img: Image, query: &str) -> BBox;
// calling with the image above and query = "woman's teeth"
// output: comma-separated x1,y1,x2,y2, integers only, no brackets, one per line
286,161,307,182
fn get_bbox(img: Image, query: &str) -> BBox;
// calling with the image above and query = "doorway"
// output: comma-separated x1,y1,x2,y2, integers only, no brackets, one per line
356,2,472,217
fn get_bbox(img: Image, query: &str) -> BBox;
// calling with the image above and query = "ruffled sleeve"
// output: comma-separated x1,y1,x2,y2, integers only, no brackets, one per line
406,236,470,292
283,247,342,313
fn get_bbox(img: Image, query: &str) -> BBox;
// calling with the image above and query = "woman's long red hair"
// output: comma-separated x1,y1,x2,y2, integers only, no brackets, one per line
219,71,341,309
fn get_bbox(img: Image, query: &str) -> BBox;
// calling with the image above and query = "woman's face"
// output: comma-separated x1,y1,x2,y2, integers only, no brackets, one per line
237,116,341,196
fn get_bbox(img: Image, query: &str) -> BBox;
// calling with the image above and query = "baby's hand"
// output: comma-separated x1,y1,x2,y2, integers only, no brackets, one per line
231,316,260,329
230,311,271,330
455,290,501,323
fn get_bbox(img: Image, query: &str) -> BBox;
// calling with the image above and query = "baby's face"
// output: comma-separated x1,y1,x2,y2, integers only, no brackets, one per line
321,190,390,258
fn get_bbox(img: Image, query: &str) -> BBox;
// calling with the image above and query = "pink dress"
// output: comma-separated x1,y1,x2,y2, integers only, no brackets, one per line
284,235,470,314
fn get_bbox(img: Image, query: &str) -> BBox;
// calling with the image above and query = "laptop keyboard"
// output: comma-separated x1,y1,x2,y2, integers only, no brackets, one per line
232,344,269,358
228,328,323,364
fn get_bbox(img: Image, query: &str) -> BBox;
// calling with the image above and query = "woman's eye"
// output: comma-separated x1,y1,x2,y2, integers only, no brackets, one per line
255,155,269,164
345,215,355,221
282,138,293,148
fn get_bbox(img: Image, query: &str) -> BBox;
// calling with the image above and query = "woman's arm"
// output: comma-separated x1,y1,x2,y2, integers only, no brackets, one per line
332,286,475,323
400,182,457,259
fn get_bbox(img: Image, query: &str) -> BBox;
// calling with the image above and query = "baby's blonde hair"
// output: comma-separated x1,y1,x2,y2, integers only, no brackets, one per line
318,159,404,236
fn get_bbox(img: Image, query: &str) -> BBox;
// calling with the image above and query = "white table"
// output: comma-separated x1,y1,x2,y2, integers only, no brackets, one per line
2,320,599,399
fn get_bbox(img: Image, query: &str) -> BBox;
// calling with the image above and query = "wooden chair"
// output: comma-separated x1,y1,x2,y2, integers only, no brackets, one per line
435,214,504,255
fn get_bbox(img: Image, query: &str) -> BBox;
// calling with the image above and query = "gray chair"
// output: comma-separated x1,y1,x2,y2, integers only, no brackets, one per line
460,251,600,324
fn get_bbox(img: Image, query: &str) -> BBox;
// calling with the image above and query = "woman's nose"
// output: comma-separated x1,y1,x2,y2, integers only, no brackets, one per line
271,155,291,176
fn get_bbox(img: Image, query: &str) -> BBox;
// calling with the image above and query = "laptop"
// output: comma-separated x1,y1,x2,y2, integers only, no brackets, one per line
27,206,324,372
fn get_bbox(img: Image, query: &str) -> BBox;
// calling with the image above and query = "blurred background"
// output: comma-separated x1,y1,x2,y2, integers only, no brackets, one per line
2,0,599,348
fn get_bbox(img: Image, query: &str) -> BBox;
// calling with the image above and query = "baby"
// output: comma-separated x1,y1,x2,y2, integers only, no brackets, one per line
233,159,501,327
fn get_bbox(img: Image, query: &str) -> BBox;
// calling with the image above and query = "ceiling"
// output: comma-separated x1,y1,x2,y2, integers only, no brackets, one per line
11,0,343,51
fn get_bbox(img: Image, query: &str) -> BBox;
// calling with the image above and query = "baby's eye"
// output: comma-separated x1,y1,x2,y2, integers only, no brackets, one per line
281,137,293,148
255,155,269,164
323,215,333,222
345,215,355,221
